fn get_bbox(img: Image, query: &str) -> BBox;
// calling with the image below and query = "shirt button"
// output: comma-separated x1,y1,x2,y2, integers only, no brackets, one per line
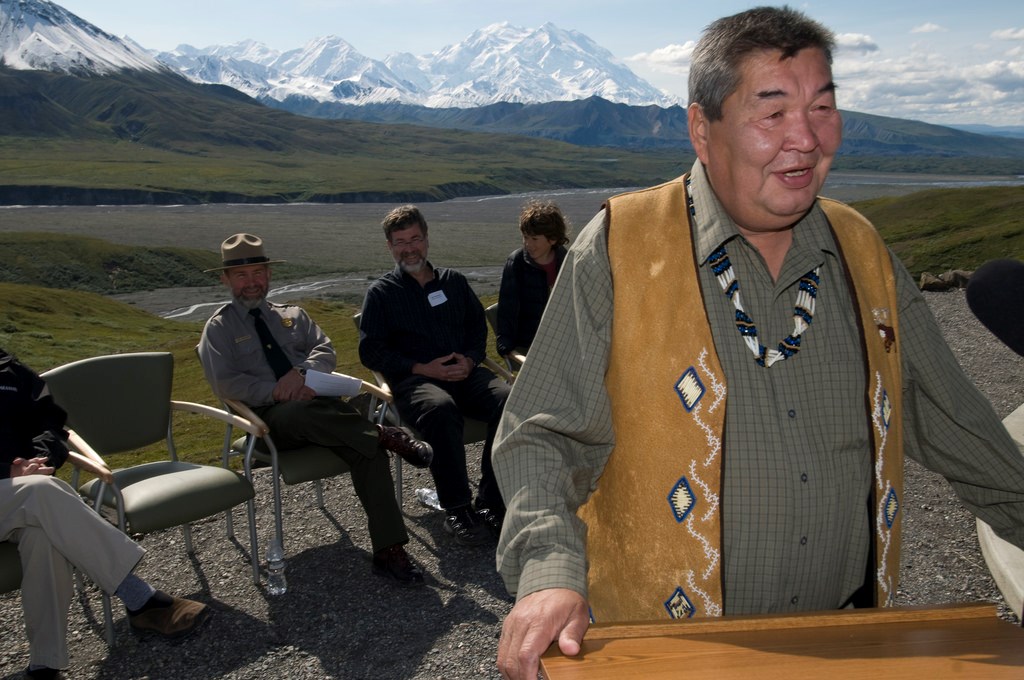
801,473,808,483
791,595,799,605
788,409,797,418
800,536,808,546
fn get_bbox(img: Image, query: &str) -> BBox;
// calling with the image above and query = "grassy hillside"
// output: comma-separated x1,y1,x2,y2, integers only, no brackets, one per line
0,232,220,292
0,132,688,205
4,68,1024,206
0,283,199,373
281,96,1024,174
853,186,1024,275
0,233,340,294
0,68,688,203
2,185,1021,296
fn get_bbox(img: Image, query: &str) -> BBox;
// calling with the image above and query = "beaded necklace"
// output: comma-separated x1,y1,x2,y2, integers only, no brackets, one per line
709,246,820,367
687,177,821,368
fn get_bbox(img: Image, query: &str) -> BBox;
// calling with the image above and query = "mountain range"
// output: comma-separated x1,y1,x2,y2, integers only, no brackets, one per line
157,23,681,110
3,0,678,109
2,0,1024,207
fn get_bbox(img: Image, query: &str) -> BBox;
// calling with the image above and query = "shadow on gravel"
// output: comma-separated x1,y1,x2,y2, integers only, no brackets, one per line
82,533,503,679
404,511,512,602
0,460,509,679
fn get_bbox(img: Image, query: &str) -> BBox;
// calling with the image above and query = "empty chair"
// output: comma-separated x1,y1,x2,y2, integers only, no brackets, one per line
40,352,258,582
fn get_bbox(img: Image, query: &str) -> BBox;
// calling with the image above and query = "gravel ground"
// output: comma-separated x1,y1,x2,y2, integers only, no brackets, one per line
2,288,1023,679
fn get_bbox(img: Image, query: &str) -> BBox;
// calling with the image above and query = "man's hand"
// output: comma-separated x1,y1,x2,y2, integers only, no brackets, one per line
272,368,316,402
413,353,474,382
497,588,589,680
10,456,55,477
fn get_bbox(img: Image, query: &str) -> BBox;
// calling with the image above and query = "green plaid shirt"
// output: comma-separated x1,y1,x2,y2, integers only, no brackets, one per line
494,161,1024,615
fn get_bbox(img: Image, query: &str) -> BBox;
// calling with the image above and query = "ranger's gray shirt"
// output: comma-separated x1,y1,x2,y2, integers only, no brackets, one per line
198,298,336,407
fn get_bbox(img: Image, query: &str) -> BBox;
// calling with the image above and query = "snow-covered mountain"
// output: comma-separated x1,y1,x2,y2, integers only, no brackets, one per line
0,1,679,108
157,35,417,105
383,22,678,107
0,0,164,74
159,22,680,108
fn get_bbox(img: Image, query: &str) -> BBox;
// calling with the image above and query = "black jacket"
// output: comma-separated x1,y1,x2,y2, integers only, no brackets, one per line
0,349,69,479
495,245,567,356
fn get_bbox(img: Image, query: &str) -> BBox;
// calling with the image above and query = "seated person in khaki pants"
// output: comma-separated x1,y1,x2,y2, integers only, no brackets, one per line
1,348,208,679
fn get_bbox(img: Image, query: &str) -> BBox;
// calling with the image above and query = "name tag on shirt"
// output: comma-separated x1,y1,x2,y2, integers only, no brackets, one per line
428,290,448,307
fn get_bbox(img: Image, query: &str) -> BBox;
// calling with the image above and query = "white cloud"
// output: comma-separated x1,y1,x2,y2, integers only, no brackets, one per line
911,23,946,34
625,40,696,76
835,33,879,54
993,28,1024,41
833,45,1024,126
629,29,1024,126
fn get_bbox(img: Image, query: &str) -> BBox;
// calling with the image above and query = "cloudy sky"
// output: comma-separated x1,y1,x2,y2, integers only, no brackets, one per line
57,0,1024,127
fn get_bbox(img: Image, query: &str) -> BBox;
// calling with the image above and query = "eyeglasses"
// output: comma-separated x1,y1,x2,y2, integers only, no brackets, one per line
390,236,424,248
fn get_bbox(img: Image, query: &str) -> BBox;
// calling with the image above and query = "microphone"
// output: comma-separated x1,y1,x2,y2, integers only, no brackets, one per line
966,258,1024,357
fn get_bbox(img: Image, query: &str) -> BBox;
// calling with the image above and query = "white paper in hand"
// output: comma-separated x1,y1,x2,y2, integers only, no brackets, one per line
304,369,362,397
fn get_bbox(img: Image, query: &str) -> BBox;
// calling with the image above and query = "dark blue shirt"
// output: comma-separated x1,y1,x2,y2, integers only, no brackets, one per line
359,264,488,386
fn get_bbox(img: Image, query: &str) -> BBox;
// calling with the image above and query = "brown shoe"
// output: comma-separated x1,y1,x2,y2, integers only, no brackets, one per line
377,424,433,468
372,545,425,586
128,596,210,638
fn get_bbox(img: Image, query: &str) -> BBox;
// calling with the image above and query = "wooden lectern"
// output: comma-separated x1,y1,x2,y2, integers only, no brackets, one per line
540,603,1024,679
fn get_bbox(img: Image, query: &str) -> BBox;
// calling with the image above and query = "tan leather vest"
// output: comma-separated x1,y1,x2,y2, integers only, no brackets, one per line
578,177,903,622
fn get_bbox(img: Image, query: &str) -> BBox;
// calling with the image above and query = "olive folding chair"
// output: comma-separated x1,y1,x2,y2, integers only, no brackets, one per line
484,302,526,373
195,347,398,580
40,352,258,588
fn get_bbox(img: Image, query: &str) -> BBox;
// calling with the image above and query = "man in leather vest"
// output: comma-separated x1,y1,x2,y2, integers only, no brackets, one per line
492,7,1024,679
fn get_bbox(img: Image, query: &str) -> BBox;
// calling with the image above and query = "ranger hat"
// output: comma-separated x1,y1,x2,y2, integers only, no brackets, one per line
205,233,285,272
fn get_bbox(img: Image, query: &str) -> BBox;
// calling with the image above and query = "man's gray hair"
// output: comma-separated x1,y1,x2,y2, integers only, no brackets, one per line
688,6,835,121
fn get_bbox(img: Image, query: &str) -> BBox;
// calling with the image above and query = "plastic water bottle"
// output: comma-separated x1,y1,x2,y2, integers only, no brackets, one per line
265,538,287,595
415,487,442,511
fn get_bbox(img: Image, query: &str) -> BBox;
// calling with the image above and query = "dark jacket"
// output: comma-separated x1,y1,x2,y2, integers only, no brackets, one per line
0,349,69,479
495,245,567,356
359,264,488,387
